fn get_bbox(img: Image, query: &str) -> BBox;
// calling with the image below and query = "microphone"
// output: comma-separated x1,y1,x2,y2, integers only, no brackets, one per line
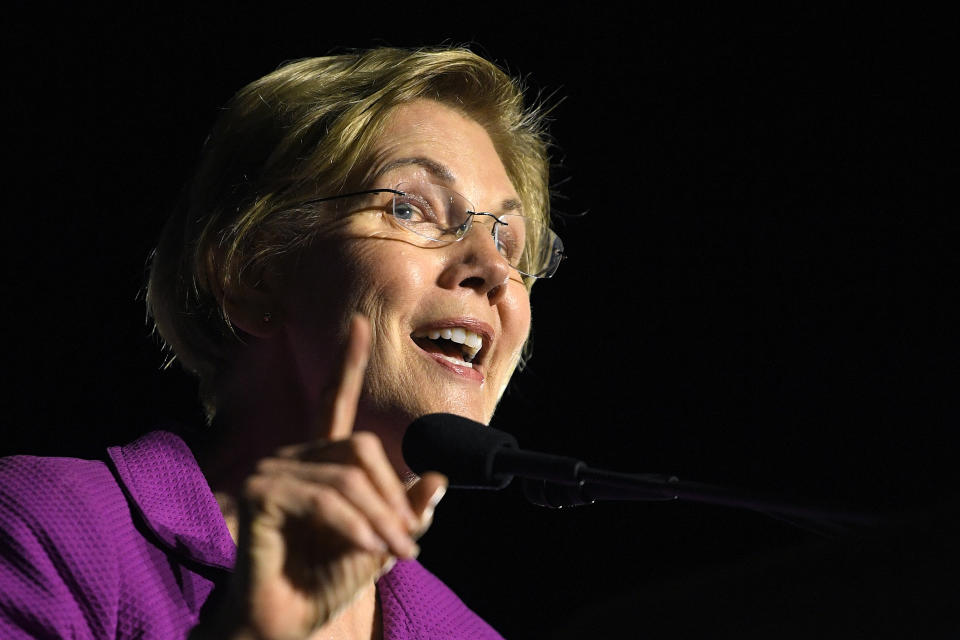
403,412,593,491
402,413,886,537
402,412,520,490
402,413,676,502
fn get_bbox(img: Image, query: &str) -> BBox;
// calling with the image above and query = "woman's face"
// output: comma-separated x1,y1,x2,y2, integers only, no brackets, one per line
275,99,532,442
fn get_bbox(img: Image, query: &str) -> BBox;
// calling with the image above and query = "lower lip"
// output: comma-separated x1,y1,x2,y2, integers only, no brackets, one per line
414,342,485,383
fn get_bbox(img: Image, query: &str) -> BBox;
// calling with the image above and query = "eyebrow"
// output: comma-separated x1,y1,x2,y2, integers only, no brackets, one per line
498,198,523,213
373,156,524,214
374,157,456,183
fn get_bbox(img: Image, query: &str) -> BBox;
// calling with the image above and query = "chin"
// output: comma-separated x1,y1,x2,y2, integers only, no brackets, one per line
357,391,488,431
408,400,492,427
366,374,493,423
424,392,493,424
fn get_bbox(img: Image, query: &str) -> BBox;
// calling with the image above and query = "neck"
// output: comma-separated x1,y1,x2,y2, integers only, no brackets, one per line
201,339,311,496
199,341,386,640
315,583,383,640
199,335,415,494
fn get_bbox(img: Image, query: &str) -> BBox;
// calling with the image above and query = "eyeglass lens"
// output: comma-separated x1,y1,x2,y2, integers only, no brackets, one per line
391,182,563,278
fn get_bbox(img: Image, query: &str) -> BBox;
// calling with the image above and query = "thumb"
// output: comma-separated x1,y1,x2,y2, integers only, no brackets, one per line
407,472,448,540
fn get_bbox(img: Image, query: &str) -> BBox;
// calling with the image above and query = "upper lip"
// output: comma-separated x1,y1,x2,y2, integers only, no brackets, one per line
410,317,496,366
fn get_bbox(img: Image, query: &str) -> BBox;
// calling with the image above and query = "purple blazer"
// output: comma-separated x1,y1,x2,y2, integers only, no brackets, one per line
0,431,504,639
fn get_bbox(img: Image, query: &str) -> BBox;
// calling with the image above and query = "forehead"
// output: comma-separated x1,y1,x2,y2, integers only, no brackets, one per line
364,100,518,203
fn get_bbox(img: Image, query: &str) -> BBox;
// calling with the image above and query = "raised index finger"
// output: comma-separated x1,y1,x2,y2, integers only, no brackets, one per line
321,314,372,441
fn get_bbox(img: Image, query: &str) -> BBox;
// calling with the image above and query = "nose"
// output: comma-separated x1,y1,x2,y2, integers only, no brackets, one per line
437,215,513,303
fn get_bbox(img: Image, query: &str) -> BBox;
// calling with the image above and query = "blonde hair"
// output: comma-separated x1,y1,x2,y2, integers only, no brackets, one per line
146,47,553,417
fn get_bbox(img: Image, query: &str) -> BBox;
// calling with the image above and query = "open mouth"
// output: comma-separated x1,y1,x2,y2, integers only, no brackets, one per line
411,326,485,369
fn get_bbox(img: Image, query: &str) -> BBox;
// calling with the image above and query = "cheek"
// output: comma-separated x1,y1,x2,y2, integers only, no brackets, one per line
485,284,531,407
504,285,532,349
344,241,434,350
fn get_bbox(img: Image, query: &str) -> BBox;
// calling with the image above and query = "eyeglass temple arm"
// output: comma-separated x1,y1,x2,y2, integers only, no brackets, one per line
299,187,403,208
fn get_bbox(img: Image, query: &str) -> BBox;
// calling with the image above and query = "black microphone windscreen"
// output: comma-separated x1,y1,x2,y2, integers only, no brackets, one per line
402,413,518,489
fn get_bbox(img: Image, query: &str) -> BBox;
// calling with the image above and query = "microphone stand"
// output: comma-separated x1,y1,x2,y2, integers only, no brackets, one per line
491,448,885,537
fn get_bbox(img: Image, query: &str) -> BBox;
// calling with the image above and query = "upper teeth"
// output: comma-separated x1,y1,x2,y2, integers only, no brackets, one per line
414,326,484,362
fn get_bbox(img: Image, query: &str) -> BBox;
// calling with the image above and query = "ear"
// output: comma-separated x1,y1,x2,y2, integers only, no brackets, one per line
222,284,280,339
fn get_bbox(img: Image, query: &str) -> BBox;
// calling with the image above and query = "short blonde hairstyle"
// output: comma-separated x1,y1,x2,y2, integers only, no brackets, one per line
146,47,553,416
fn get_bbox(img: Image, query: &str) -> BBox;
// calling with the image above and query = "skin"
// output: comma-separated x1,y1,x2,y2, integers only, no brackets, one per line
202,100,533,639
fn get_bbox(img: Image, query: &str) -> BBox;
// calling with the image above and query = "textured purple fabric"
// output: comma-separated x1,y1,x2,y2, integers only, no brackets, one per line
0,431,504,639
379,560,504,639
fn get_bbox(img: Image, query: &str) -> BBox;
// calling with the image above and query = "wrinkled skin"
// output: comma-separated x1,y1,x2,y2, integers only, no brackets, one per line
199,101,533,639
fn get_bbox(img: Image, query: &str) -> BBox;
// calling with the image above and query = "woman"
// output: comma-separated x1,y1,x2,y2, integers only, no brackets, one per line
0,47,562,639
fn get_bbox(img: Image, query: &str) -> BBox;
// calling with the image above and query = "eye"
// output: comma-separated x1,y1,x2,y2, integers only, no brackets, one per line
392,193,439,224
497,235,520,261
393,201,423,221
495,218,525,262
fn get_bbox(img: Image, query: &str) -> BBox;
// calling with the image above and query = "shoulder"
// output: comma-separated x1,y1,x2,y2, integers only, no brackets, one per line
0,452,124,509
378,559,505,640
0,454,130,544
0,454,130,637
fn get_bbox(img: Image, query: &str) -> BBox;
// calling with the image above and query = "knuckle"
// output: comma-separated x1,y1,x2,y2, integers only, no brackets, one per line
368,508,397,530
255,457,281,475
344,519,371,541
273,443,299,458
242,474,271,499
309,486,336,511
349,431,382,457
336,467,367,490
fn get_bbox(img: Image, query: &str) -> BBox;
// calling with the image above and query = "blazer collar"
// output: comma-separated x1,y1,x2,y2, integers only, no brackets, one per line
108,430,236,570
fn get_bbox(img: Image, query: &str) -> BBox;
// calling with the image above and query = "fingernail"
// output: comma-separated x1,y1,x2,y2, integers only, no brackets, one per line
423,486,447,520
428,485,447,509
417,485,447,533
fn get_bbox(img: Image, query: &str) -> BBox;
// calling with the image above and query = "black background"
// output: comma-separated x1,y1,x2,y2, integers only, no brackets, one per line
5,5,958,637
